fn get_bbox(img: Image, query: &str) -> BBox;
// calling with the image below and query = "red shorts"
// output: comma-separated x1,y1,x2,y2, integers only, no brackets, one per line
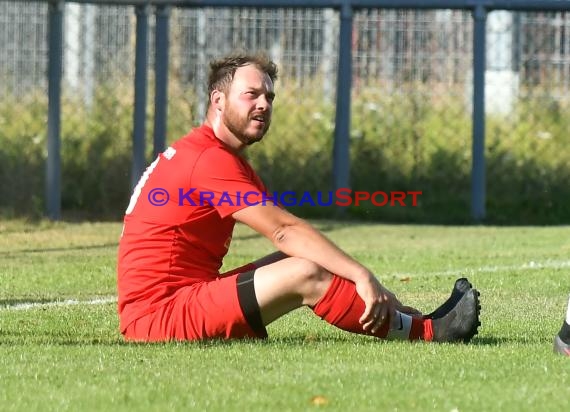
122,272,267,342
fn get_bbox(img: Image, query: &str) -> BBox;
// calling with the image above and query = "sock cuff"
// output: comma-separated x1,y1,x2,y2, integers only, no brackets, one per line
385,311,412,340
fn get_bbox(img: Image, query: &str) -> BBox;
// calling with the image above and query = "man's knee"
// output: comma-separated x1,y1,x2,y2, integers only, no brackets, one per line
287,257,333,301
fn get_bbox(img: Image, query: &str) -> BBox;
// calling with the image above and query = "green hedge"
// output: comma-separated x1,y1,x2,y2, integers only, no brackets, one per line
1,83,568,224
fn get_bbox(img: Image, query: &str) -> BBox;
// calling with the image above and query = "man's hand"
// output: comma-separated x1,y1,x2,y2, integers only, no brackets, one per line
233,203,422,326
356,274,422,334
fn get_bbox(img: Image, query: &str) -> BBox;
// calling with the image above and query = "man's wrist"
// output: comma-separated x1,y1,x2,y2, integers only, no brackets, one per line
351,268,373,283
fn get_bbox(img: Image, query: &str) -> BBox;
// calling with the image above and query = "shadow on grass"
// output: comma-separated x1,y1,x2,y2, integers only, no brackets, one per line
468,336,545,346
469,336,503,346
269,334,527,346
0,331,524,348
0,330,356,347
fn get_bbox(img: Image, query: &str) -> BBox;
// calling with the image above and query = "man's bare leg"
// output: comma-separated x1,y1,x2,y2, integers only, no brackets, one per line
252,257,333,325
251,259,481,343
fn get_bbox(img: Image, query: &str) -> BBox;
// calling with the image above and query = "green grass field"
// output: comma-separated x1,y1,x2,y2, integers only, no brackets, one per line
0,219,568,411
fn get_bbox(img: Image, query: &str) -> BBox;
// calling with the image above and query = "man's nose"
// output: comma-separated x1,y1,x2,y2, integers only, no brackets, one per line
256,95,271,111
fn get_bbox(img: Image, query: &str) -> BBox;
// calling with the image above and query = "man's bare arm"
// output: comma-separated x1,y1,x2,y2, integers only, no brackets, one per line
232,204,371,284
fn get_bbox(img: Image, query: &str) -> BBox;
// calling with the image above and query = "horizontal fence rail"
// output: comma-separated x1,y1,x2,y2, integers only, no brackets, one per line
9,0,570,10
1,0,569,222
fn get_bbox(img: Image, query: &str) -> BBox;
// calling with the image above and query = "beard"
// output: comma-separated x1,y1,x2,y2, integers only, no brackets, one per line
223,105,271,146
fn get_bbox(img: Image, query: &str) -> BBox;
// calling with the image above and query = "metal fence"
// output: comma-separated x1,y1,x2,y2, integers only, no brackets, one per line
1,0,570,222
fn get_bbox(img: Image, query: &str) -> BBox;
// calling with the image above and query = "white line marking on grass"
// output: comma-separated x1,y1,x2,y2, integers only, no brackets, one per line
2,259,569,311
0,296,117,311
393,259,570,278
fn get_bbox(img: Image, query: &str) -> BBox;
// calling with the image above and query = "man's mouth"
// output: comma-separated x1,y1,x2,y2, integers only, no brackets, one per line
251,115,266,124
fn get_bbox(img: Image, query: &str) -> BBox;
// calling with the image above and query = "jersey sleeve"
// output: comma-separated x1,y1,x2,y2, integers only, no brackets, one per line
190,147,270,218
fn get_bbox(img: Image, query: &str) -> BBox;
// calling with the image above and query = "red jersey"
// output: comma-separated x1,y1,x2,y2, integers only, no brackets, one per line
117,125,267,331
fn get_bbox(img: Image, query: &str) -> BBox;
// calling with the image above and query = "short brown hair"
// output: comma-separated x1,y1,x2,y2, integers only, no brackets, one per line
207,52,278,96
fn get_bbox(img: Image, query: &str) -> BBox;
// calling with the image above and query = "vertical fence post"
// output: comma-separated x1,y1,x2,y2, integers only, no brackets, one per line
154,4,170,158
132,4,150,189
471,4,487,222
46,0,63,220
333,1,353,212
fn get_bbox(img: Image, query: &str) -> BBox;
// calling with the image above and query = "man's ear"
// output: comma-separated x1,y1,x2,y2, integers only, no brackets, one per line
210,90,225,112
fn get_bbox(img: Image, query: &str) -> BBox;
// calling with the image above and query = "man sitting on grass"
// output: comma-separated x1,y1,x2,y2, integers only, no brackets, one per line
117,52,481,343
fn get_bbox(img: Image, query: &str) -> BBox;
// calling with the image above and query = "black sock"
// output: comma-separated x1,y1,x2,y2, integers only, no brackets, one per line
558,321,570,344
